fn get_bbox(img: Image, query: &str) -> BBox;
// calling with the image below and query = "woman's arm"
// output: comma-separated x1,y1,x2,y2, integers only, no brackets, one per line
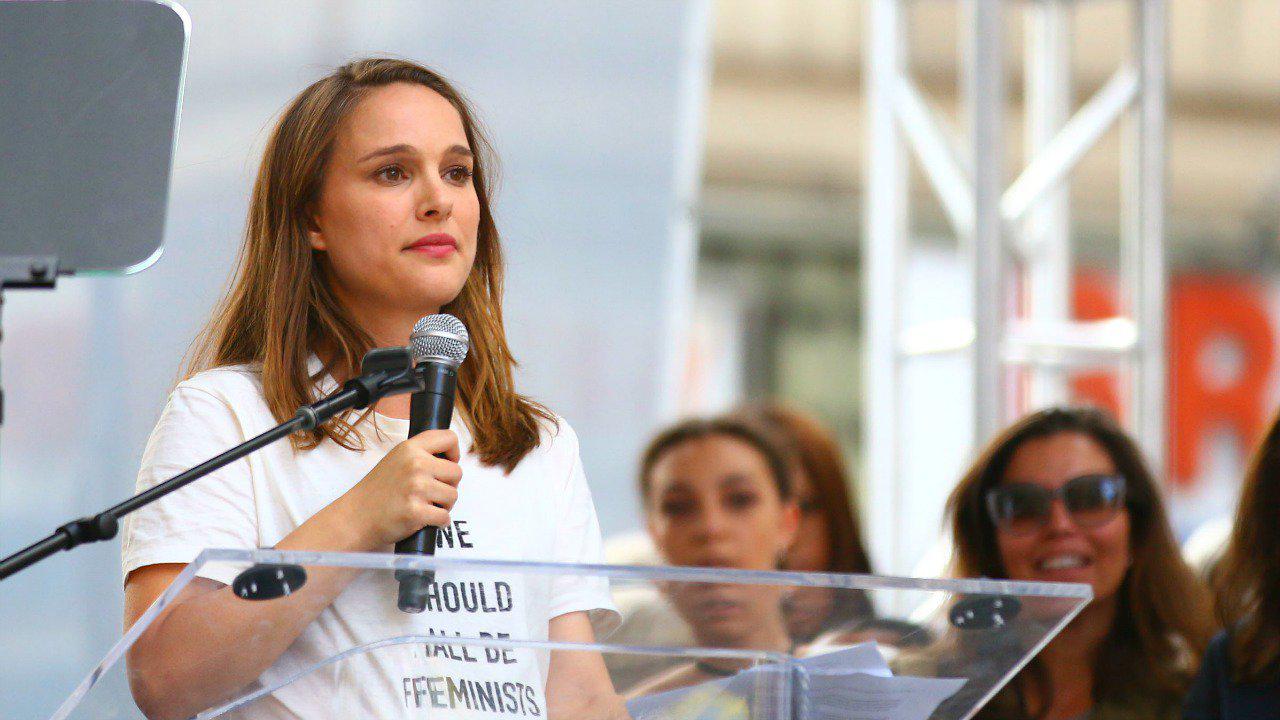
123,429,462,720
545,611,629,720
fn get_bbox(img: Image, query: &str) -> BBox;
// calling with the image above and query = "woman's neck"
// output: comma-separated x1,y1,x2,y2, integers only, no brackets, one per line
318,304,440,421
360,308,434,350
694,612,793,673
1029,596,1118,720
375,394,413,420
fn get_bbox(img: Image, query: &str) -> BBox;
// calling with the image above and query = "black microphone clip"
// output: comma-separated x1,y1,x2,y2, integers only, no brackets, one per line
294,347,423,432
351,346,424,404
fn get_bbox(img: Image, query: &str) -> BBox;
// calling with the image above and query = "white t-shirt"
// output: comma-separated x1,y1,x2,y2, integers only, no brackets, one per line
121,361,618,719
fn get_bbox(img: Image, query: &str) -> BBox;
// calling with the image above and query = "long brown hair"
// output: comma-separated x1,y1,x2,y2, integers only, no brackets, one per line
186,58,552,470
946,406,1214,717
731,403,876,629
1214,406,1280,682
730,403,873,575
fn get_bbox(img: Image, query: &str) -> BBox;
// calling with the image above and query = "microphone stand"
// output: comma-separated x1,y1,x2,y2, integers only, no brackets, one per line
0,347,423,592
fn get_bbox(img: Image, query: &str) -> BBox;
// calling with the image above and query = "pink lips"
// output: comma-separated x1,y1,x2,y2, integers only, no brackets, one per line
404,233,457,259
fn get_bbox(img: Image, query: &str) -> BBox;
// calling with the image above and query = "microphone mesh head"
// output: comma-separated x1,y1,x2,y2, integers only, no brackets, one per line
410,314,469,367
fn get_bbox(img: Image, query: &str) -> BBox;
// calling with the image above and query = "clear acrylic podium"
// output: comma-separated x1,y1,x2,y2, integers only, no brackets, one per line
54,549,1090,720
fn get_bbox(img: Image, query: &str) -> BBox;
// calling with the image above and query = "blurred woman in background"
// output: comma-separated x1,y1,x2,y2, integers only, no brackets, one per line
626,416,799,696
947,406,1214,720
1184,409,1280,719
730,403,874,640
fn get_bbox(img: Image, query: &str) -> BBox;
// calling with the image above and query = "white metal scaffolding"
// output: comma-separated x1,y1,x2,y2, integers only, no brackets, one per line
863,0,1168,573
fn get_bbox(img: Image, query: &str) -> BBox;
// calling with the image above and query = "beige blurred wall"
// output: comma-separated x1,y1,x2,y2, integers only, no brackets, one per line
703,0,1280,262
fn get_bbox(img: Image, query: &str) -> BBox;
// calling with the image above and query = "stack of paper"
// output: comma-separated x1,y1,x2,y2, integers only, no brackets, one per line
626,643,966,720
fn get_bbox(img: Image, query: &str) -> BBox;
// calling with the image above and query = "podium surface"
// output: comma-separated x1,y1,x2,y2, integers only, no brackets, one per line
56,549,1090,720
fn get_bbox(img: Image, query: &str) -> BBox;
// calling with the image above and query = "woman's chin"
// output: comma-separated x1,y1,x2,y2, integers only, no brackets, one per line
1033,566,1096,586
399,282,468,316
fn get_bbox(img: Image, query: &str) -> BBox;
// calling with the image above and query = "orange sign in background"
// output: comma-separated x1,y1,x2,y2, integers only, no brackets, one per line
1070,271,1276,488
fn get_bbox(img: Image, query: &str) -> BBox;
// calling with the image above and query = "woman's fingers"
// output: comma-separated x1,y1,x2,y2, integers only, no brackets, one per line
407,428,461,462
410,474,460,509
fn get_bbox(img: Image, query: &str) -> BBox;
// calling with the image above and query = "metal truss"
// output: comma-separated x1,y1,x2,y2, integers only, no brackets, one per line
863,0,1167,572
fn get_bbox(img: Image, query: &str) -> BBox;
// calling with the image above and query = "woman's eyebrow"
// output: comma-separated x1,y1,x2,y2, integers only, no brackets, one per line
357,143,473,163
718,473,755,488
357,143,416,163
444,144,474,159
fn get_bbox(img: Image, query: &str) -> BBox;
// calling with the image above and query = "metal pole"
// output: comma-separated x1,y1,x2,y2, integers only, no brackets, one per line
964,0,1006,445
657,0,714,423
864,0,908,574
895,76,974,238
1023,0,1073,409
862,0,1169,578
1003,65,1138,226
1125,0,1168,477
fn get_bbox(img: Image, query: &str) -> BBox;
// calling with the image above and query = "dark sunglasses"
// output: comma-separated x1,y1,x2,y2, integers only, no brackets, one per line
985,474,1127,536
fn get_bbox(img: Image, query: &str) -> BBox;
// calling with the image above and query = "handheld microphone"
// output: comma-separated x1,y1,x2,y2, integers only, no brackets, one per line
395,313,469,613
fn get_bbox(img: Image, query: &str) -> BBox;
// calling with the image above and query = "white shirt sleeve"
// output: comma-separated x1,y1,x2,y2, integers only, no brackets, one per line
547,421,620,637
120,379,260,587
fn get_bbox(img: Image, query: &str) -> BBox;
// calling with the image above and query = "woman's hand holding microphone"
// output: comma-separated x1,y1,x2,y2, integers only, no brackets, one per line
322,429,463,552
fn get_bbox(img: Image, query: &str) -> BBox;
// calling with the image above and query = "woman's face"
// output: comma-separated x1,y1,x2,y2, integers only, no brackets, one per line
995,432,1131,602
646,435,799,644
308,82,479,331
647,435,798,570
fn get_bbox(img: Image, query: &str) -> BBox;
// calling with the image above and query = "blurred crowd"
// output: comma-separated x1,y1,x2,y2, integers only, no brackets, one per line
608,401,1280,720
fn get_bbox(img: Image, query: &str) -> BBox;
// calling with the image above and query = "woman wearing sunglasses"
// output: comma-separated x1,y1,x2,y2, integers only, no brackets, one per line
946,406,1214,720
1184,409,1280,719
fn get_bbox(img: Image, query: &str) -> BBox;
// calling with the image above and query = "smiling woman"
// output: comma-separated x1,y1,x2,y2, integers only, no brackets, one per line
117,59,623,720
945,407,1216,720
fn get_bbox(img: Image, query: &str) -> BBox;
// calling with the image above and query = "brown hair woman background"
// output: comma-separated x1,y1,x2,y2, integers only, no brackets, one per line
946,407,1214,720
1184,407,1280,719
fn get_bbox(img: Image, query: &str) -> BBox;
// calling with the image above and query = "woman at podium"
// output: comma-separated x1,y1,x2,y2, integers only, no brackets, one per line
945,406,1215,720
117,58,621,720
